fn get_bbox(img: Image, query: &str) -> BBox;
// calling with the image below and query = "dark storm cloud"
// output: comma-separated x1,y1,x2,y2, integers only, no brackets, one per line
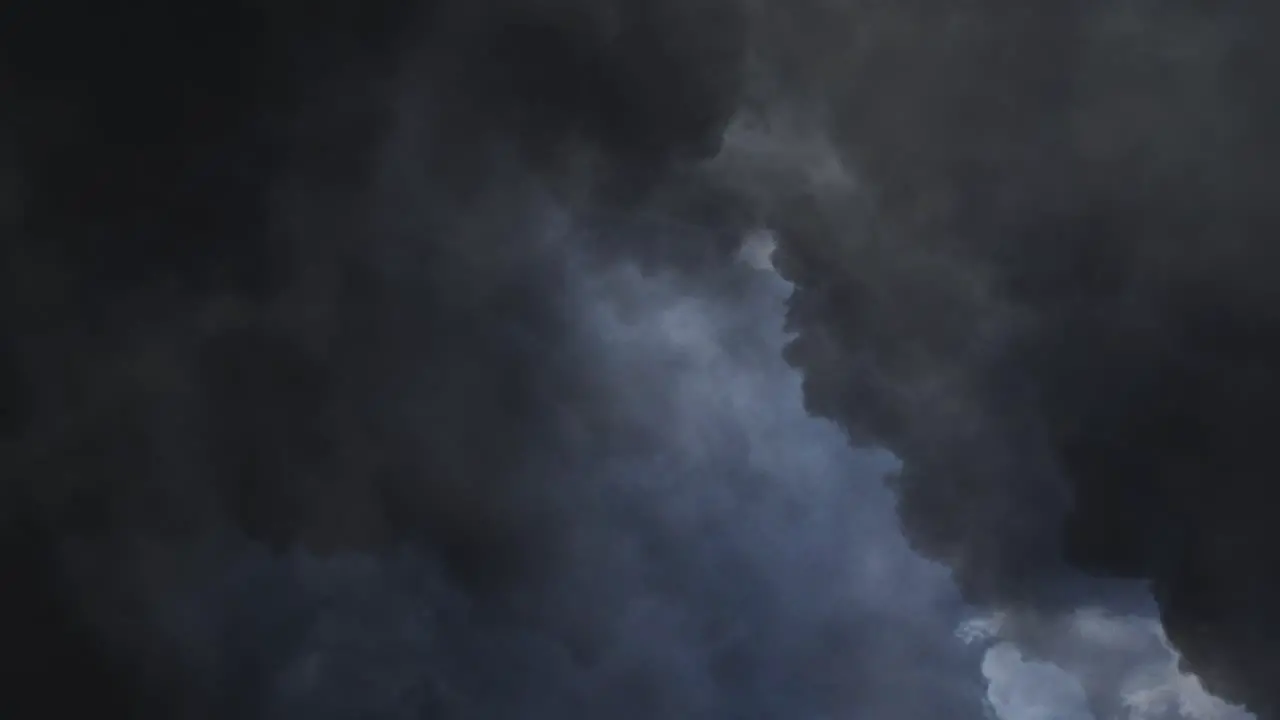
1,0,752,716
738,2,1280,715
4,0,1280,717
119,249,993,720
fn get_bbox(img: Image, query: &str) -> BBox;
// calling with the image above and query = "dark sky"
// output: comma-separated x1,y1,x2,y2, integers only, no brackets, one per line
2,1,1278,718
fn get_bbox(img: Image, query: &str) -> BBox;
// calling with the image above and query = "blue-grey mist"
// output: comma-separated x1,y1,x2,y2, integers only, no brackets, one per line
147,201,1248,719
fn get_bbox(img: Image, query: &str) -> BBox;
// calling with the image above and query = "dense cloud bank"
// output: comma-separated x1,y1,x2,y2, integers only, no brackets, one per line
757,3,1280,714
2,0,1278,718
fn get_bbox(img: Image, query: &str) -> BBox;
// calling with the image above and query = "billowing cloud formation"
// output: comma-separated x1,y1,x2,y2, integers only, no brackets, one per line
5,0,1280,717
46,225,996,719
743,4,1280,715
962,602,1255,720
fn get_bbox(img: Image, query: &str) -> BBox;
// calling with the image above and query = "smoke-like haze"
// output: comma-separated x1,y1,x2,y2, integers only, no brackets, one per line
99,226,985,719
4,0,1279,718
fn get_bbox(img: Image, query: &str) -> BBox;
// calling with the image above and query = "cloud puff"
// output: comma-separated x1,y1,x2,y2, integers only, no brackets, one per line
962,605,1254,720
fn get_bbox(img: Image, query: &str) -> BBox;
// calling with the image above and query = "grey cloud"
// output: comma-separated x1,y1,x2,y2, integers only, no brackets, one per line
7,1,1279,717
962,603,1255,720
142,220,991,720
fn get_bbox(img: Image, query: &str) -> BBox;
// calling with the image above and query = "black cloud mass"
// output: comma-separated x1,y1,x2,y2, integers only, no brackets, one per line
2,0,1278,718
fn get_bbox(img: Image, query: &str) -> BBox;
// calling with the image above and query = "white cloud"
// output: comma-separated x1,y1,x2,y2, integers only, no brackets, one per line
981,642,1094,720
961,608,1254,720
